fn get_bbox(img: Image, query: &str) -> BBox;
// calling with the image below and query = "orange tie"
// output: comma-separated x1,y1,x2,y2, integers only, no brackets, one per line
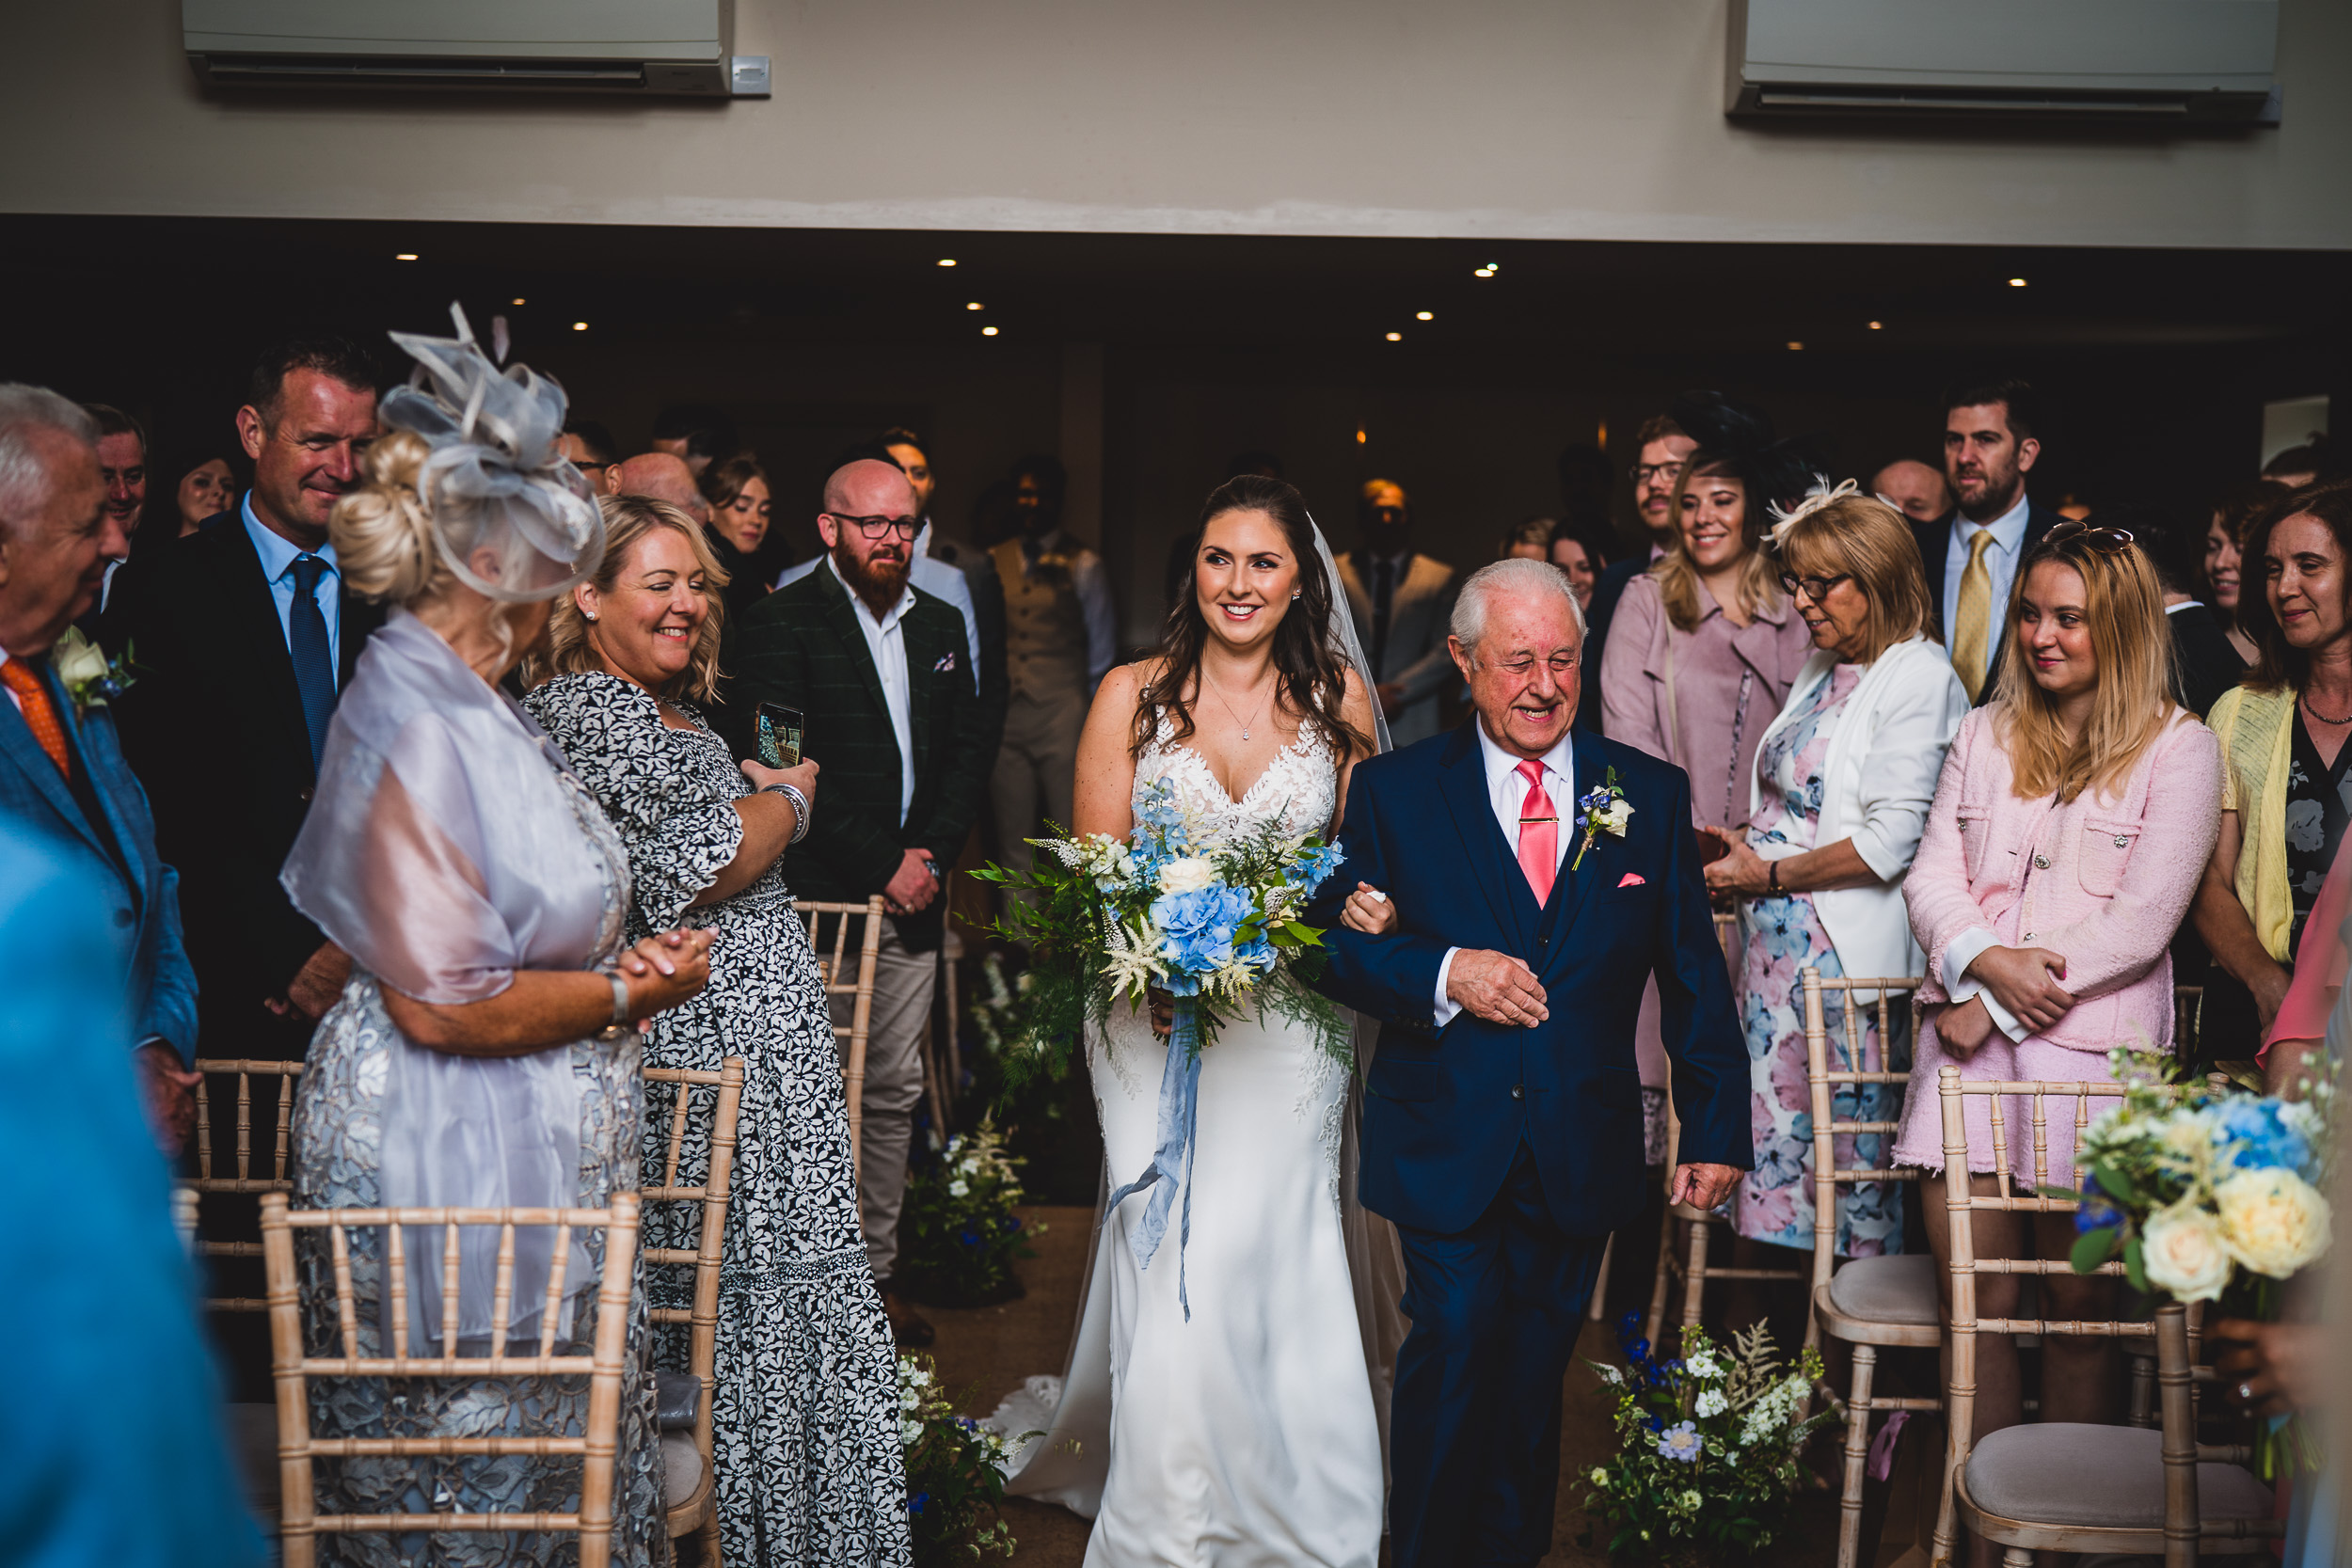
1,658,69,780
1516,758,1557,904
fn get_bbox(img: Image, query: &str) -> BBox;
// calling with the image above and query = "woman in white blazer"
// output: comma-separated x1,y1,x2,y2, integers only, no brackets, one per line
1703,492,1968,1288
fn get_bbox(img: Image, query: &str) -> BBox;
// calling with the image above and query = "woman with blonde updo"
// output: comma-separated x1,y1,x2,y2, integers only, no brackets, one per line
281,312,714,1568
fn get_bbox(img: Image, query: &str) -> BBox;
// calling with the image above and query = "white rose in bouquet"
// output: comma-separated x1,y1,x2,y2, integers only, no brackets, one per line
2214,1168,2332,1279
2140,1203,2233,1302
1157,856,1218,895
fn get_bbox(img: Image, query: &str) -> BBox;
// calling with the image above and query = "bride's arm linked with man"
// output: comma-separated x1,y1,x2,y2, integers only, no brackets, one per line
1306,555,1752,1568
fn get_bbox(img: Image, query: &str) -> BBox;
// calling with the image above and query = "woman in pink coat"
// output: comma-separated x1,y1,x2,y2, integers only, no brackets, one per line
1894,521,2222,1552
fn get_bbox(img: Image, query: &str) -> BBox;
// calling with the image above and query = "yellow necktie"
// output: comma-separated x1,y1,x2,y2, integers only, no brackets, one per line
1952,528,1996,702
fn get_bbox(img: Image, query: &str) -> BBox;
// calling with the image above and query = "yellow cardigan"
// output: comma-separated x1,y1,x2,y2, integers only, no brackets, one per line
2206,684,2297,962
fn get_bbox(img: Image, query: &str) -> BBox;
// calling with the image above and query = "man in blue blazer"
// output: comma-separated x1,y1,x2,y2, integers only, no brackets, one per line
0,385,199,1153
1307,557,1749,1567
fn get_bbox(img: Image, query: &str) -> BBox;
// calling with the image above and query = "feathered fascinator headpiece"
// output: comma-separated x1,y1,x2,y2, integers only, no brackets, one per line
1667,390,1833,522
1766,476,1861,546
382,303,605,604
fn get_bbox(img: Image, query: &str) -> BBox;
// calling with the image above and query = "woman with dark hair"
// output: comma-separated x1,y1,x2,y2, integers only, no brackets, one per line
696,452,775,622
2196,482,2352,1085
1000,473,1398,1564
2206,480,2290,664
155,450,243,535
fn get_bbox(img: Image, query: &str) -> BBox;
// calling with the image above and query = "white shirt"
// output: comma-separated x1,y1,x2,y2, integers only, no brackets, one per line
242,496,343,678
777,520,983,694
1432,723,1575,1026
0,647,23,718
1940,489,2033,652
826,552,917,826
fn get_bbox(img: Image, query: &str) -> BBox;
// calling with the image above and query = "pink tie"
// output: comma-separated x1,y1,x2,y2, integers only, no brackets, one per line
1516,758,1557,905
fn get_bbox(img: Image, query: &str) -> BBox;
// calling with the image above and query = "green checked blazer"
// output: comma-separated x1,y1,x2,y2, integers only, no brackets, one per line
720,560,992,952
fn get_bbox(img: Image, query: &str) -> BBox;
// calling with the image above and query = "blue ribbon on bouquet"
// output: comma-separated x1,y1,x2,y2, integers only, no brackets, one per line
1105,996,1202,1320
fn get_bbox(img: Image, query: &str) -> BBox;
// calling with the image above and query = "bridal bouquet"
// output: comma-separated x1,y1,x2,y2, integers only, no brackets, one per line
973,775,1353,1090
1581,1313,1834,1564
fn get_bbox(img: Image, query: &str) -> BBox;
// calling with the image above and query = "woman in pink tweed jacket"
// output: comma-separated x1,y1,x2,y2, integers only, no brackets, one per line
1893,523,2223,1502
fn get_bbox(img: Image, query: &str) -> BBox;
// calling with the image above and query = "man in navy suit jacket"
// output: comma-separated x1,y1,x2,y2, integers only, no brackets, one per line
0,385,199,1152
1308,557,1749,1568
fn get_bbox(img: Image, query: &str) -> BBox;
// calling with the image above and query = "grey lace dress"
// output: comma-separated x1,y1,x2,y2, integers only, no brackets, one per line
523,672,910,1567
281,613,667,1567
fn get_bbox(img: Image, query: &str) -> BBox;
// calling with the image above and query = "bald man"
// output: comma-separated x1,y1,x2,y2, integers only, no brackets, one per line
1868,457,1953,527
612,451,708,525
719,456,993,1345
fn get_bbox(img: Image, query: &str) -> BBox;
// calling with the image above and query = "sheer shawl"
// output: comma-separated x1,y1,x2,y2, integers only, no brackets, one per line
282,611,625,1347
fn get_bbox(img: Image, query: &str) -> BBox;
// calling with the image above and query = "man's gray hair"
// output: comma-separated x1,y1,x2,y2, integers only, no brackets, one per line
0,383,98,537
1450,556,1587,656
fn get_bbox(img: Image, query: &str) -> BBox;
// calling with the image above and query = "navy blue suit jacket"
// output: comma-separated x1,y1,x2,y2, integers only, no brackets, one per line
1307,722,1749,1237
0,656,198,1062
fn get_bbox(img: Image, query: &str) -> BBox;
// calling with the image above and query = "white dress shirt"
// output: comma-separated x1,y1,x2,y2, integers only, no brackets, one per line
827,552,917,825
1939,489,2033,648
1431,723,1575,1026
777,521,983,694
242,496,343,677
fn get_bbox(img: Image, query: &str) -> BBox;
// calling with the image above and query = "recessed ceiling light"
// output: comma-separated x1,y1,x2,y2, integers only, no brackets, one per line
981,325,999,337
1867,320,1883,330
966,301,984,310
511,296,526,306
394,253,419,261
2009,277,2028,288
1356,427,1367,445
1416,310,1434,322
938,258,957,267
1472,266,1495,278
1385,331,1403,341
572,321,589,331
1786,341,1804,351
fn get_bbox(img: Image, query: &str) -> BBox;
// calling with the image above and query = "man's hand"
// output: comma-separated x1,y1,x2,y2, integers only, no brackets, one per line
1934,995,1997,1054
267,942,352,1022
1446,950,1548,1027
134,1041,201,1158
882,848,938,916
1670,1162,1740,1212
1375,681,1406,718
1963,944,2074,1035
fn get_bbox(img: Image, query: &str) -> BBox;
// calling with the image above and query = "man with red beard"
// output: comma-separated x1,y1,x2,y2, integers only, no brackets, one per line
722,454,993,1345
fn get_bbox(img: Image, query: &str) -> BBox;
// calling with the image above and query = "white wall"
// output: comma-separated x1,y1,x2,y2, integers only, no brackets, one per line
4,0,2348,249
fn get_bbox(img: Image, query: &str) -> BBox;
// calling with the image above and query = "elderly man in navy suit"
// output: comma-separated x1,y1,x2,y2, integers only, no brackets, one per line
0,384,199,1154
1308,556,1750,1568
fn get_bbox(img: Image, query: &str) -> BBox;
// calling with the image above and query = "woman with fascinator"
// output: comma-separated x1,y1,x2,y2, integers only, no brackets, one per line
281,309,713,1567
995,474,1405,1565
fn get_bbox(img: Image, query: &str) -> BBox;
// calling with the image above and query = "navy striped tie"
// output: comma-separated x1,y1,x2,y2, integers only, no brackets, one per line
288,554,336,772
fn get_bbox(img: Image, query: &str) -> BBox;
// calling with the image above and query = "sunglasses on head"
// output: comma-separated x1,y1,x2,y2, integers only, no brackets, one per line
2043,518,2136,553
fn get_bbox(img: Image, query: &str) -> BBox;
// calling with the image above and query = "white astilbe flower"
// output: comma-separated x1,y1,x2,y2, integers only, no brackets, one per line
1102,918,1167,999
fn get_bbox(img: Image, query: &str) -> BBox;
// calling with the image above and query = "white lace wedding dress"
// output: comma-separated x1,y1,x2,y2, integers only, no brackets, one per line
991,717,1388,1567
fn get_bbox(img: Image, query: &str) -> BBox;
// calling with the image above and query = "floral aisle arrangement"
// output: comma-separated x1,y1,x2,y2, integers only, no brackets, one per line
2065,1049,2335,1473
1581,1312,1834,1564
896,1354,1018,1565
895,1120,1042,1308
973,777,1350,1313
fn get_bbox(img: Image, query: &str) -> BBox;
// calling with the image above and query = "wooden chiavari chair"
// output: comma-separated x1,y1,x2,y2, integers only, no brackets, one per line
1800,969,1934,1568
261,1192,644,1568
799,896,886,1169
191,1057,303,1311
1932,1067,2276,1567
642,1058,745,1561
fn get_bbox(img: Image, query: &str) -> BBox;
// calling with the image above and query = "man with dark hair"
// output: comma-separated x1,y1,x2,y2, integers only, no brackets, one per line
650,403,738,475
1921,377,2058,704
1584,413,1697,726
990,451,1114,889
723,455,993,1345
1868,456,1953,525
80,404,147,618
2104,502,2248,719
2264,436,2339,488
557,419,618,490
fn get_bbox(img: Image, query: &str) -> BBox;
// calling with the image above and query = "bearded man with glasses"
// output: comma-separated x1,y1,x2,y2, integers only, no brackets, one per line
722,454,994,1346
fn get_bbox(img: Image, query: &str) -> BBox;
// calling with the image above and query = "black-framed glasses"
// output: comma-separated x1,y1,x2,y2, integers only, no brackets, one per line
2044,519,2136,553
825,513,919,540
1630,460,1687,485
1778,571,1853,602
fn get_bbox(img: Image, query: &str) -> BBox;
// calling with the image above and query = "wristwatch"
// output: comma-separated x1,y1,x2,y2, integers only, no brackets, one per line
761,782,812,845
598,969,634,1042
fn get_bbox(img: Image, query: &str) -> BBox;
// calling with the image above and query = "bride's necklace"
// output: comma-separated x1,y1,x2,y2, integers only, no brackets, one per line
1202,672,1274,741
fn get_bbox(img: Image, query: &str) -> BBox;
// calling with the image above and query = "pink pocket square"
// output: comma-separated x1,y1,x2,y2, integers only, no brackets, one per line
1617,872,1646,888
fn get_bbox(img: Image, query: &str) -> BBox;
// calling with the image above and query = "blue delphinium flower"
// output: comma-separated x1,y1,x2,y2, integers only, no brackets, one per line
1656,1421,1703,1463
1295,843,1345,895
2074,1169,2124,1235
908,1492,929,1515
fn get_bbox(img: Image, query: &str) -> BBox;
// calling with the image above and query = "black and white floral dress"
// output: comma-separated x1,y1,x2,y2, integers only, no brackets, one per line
524,672,911,1567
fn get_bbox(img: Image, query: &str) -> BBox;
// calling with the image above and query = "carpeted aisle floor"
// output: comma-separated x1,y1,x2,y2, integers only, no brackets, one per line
918,1204,1873,1566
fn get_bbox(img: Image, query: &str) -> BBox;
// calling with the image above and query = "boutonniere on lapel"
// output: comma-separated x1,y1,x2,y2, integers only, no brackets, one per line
52,627,135,718
933,650,959,675
1571,766,1633,871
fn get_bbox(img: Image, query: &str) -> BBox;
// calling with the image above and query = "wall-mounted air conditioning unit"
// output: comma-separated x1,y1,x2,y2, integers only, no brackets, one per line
1727,0,2280,125
183,0,770,97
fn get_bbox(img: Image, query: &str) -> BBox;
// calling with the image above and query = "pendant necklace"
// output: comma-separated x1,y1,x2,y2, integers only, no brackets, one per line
1204,673,1271,741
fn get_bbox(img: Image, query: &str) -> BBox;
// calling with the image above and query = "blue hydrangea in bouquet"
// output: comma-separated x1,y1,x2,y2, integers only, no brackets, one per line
2063,1048,2335,1474
1581,1312,1834,1564
972,775,1353,1313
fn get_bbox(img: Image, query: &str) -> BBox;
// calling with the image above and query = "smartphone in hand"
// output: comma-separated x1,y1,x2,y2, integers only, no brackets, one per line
755,703,804,768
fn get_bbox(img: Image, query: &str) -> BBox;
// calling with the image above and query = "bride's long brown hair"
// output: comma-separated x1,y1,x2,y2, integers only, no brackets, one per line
1132,474,1373,762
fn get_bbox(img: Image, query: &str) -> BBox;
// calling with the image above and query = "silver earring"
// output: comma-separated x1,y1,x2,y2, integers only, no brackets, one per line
1291,591,1300,599
584,611,598,622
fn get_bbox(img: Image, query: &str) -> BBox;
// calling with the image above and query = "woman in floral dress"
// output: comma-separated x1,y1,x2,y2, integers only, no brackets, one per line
523,496,910,1567
1704,492,1967,1273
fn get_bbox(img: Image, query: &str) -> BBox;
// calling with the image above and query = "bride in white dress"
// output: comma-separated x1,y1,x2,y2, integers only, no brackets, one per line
992,475,1406,1566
